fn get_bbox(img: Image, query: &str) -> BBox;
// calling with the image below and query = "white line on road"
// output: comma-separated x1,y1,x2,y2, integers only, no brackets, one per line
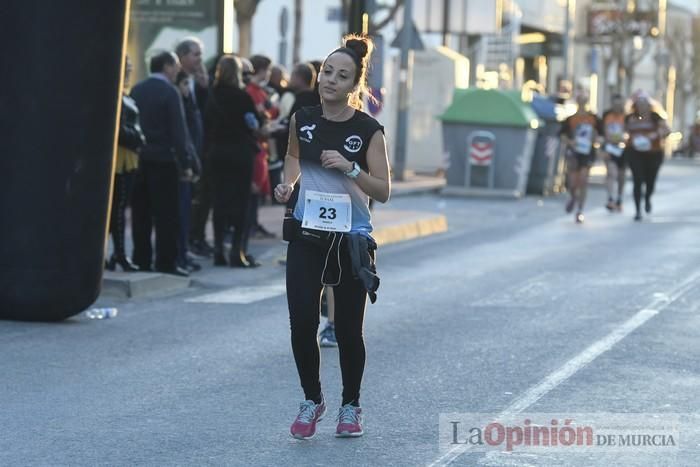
185,282,286,304
428,268,700,466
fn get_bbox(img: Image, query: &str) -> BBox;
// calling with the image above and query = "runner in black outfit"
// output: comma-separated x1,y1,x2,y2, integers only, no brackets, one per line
625,91,670,221
274,34,391,440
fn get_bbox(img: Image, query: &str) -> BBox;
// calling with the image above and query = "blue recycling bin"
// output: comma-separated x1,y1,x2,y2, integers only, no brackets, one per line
526,95,564,195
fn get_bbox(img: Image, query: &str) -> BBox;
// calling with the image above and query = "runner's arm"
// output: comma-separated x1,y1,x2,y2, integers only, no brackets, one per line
283,115,301,187
355,130,391,203
656,119,671,139
559,118,573,149
274,115,300,203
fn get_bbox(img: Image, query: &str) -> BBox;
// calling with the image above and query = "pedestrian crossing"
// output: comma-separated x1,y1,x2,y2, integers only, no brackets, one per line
185,281,286,304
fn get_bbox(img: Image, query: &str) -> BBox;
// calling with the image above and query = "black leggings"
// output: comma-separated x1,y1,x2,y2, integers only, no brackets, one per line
286,237,370,406
628,150,663,213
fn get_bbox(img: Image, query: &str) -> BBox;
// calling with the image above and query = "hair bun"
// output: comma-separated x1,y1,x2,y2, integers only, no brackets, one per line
343,35,373,61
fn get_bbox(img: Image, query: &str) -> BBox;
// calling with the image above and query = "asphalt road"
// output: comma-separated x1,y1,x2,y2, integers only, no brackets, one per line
3,160,700,466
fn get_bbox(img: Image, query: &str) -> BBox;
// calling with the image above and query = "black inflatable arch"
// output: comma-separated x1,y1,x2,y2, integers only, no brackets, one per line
0,1,131,320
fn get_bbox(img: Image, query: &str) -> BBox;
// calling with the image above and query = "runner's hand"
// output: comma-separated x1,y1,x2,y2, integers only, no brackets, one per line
274,183,294,203
320,150,353,173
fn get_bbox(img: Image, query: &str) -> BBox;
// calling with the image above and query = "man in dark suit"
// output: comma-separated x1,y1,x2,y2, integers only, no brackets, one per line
175,37,213,257
175,37,207,151
130,51,193,276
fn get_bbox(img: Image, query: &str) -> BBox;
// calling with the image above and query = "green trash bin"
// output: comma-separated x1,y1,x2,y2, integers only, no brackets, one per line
440,89,539,198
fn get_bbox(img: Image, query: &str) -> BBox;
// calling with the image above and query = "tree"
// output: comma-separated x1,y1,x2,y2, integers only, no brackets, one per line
368,0,404,34
593,0,657,99
665,14,695,130
235,0,262,57
340,0,404,35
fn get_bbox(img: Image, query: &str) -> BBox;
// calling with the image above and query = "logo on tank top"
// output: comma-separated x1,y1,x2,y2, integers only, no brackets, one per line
344,135,363,153
299,124,316,143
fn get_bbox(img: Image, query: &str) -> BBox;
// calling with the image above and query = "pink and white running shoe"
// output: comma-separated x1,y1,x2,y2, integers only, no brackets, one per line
335,404,363,438
290,398,326,440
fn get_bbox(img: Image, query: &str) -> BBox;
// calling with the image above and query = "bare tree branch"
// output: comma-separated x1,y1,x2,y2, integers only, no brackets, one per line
370,0,404,34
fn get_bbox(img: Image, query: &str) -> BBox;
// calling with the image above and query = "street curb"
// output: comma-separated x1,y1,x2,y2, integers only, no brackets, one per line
372,213,449,246
101,271,191,299
666,157,700,167
101,213,449,298
391,178,446,197
100,181,449,300
441,186,524,199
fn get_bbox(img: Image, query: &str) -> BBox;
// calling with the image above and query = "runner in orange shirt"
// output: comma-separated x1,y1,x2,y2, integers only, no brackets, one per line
559,92,601,223
600,93,627,212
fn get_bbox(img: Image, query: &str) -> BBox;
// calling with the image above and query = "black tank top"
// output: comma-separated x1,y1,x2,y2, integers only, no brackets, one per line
294,105,383,171
292,105,384,236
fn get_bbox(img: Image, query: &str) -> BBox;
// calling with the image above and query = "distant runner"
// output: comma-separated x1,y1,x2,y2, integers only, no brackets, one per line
600,93,627,212
559,92,600,223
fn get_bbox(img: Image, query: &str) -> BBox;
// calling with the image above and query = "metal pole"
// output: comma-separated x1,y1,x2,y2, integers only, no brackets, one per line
656,0,668,107
562,0,570,87
394,0,413,181
442,0,449,47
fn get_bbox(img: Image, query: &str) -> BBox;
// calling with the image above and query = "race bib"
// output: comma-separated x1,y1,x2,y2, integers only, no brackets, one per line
632,135,651,152
606,122,624,142
605,143,624,157
574,124,593,155
302,190,352,232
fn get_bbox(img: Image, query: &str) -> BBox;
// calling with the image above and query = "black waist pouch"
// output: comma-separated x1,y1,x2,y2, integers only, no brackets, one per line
283,216,334,248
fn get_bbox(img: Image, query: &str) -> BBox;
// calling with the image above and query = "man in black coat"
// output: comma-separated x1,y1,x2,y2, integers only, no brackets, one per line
175,37,207,151
130,51,193,276
175,37,213,256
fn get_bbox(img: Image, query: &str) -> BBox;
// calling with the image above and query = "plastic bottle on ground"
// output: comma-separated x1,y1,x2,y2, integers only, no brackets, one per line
85,307,118,319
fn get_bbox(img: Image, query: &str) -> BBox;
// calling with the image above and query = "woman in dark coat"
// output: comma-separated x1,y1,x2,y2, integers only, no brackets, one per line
204,55,260,267
107,55,146,271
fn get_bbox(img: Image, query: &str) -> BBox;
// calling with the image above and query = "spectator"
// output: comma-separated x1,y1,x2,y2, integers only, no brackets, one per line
174,37,207,150
175,70,202,272
271,62,319,178
309,59,322,104
106,55,145,272
680,115,700,158
268,64,289,97
245,55,276,239
268,65,294,195
204,55,260,267
130,51,193,277
176,37,214,258
290,62,321,115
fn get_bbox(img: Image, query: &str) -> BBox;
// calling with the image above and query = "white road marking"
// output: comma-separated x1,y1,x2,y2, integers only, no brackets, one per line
428,268,700,466
186,282,286,304
472,273,557,308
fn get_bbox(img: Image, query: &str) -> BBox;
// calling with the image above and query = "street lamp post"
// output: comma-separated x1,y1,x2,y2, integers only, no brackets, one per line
393,0,414,181
559,0,577,93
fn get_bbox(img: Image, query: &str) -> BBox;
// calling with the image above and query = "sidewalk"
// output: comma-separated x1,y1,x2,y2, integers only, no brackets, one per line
102,175,448,299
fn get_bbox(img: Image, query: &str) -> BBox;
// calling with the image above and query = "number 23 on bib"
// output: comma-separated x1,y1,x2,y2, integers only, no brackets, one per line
302,190,352,232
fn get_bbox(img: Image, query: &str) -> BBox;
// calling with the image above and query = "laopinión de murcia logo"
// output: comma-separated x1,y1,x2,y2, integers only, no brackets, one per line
440,413,679,453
